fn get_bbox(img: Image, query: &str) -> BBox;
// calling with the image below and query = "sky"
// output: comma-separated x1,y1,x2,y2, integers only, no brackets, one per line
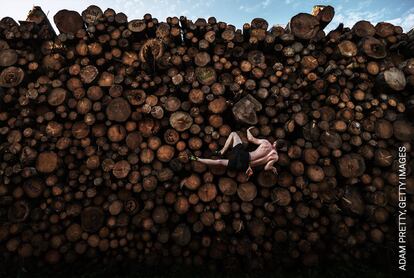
1,0,414,32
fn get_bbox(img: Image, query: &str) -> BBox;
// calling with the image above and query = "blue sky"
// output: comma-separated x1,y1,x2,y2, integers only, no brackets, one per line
1,0,414,32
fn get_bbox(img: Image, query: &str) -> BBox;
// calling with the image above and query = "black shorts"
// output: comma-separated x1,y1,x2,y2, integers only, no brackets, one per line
227,143,250,172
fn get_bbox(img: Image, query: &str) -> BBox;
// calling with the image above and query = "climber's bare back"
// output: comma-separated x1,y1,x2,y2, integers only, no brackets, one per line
249,140,278,167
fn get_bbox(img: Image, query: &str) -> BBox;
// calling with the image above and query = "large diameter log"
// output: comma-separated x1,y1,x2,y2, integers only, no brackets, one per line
0,66,24,87
82,5,103,25
0,49,17,67
54,10,84,34
287,13,320,40
377,67,406,91
352,20,376,37
393,120,414,141
311,5,335,30
139,39,164,64
361,37,386,59
232,94,262,125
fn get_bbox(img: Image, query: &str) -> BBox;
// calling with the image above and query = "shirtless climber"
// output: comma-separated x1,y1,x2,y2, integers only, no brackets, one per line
188,127,279,179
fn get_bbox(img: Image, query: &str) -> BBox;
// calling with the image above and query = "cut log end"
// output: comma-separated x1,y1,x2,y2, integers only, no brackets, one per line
288,13,320,40
54,10,84,34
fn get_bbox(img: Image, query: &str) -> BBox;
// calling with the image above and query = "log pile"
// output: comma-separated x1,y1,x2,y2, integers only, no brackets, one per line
0,5,413,271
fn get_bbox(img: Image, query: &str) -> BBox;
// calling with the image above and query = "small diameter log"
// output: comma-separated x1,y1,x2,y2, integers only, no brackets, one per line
181,174,201,190
271,188,291,206
80,65,99,84
54,10,84,34
112,160,131,179
106,98,132,122
81,207,104,233
169,111,193,131
8,201,29,222
341,188,364,215
208,97,227,114
48,88,67,106
237,182,257,202
36,152,58,173
194,52,211,67
66,224,82,242
172,224,191,246
247,50,265,66
128,19,146,33
152,206,169,224
338,40,357,57
195,67,217,85
338,154,366,178
375,119,393,139
156,145,175,162
218,177,237,195
257,171,277,188
108,125,126,142
198,183,217,202
125,89,146,106
306,165,325,182
23,179,44,198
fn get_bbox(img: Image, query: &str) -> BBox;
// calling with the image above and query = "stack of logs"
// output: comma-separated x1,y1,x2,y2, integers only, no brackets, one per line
0,5,413,271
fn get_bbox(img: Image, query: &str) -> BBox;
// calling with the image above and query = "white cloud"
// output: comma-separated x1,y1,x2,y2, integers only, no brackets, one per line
239,0,272,13
387,13,414,32
329,6,414,32
113,0,214,21
261,0,271,8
